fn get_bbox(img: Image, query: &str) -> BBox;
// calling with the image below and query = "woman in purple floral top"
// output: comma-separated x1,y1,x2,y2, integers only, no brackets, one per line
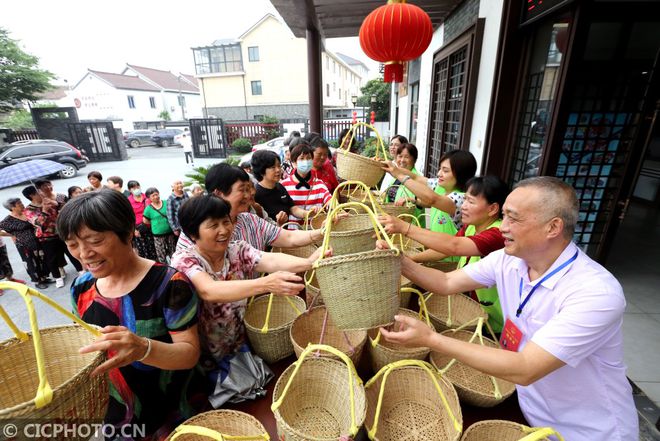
171,195,326,407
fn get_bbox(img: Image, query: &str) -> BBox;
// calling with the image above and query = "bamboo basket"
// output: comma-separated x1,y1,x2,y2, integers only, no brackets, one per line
376,185,416,218
399,275,413,308
304,269,324,307
335,122,387,187
271,222,319,259
244,294,306,364
166,410,269,440
392,213,425,256
365,360,463,441
367,288,436,373
460,420,565,441
425,292,488,332
0,282,108,439
272,344,366,441
313,202,402,330
290,306,367,365
431,318,515,407
304,208,328,231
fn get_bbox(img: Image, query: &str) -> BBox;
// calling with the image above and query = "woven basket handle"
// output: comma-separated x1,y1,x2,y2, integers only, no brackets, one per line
0,281,102,409
339,122,388,160
278,221,302,230
378,184,415,206
370,287,431,348
257,294,303,333
271,343,362,438
169,424,270,440
520,426,565,441
303,206,327,230
313,201,399,269
394,213,421,250
365,360,462,439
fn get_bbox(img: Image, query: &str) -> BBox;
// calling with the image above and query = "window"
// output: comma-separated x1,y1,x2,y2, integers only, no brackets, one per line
178,95,186,106
326,84,330,97
333,61,336,73
248,46,260,62
333,82,336,91
127,96,136,109
251,80,262,95
339,88,342,100
326,56,329,69
193,44,243,74
149,97,156,108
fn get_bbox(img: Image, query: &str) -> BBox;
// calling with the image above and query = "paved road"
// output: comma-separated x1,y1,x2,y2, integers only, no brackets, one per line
0,146,226,340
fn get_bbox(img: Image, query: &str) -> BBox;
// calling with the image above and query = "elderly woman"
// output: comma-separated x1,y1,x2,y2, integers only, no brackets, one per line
171,195,328,407
58,189,202,439
143,187,176,263
127,180,158,261
0,198,48,288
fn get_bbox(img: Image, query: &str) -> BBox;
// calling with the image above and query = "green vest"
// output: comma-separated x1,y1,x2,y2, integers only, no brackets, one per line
458,219,504,333
429,186,461,262
384,167,425,228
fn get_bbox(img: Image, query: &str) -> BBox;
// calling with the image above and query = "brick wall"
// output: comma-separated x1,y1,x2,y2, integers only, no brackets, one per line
444,0,480,43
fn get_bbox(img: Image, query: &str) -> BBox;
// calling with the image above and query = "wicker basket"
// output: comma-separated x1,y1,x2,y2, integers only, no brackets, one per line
392,213,425,256
271,222,319,259
329,213,377,255
304,269,324,307
430,318,515,408
365,360,463,441
0,282,108,436
244,294,306,364
461,420,565,441
167,410,269,440
303,209,328,231
315,202,402,330
272,344,366,441
335,122,387,187
367,289,436,372
399,275,413,308
290,306,367,365
425,292,488,332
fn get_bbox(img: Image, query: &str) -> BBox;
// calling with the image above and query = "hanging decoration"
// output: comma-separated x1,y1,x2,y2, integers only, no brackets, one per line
359,0,433,83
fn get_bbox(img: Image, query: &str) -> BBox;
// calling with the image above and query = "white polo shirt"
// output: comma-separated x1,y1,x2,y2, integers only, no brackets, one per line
462,242,638,441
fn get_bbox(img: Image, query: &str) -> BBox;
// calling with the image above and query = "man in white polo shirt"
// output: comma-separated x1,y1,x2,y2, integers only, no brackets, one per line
380,176,637,441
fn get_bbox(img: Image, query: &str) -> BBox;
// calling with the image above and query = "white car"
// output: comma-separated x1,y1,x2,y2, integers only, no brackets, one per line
240,137,287,164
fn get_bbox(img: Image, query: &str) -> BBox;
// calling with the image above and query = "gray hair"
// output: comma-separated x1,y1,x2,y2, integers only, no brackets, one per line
190,183,203,191
3,198,21,211
514,176,578,240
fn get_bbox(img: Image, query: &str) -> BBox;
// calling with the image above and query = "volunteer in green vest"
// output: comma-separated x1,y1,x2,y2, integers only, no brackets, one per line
383,143,425,227
378,175,509,333
381,149,477,263
379,135,409,193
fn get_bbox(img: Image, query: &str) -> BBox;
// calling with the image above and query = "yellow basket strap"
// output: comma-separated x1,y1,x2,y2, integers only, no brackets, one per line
271,344,361,437
0,305,28,341
520,426,565,441
366,360,462,438
339,122,387,160
371,288,430,348
169,424,270,441
313,201,399,270
0,281,103,409
330,180,384,214
260,294,274,333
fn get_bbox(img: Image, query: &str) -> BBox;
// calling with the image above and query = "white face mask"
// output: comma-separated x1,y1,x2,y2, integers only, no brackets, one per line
132,188,142,196
297,159,313,174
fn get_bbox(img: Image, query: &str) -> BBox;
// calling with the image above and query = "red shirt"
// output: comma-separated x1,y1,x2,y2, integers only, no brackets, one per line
312,159,338,195
128,194,151,225
456,225,504,260
281,172,332,224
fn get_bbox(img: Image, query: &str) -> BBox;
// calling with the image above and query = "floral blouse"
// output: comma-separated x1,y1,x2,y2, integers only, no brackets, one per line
171,240,262,372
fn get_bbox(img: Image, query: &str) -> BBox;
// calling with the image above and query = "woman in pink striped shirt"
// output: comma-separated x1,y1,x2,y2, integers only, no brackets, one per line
280,143,332,225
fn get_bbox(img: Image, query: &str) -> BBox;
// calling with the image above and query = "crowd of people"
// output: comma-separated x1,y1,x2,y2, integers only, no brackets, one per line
0,129,637,440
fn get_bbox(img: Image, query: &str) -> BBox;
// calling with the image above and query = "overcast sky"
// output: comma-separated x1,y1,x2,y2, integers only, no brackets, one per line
1,0,379,86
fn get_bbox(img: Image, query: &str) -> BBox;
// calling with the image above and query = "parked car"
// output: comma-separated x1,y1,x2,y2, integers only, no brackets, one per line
251,136,286,152
152,129,183,147
0,140,89,179
124,130,154,148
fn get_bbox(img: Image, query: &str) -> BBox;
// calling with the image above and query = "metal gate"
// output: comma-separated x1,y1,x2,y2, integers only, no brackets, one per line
68,122,122,162
189,118,227,158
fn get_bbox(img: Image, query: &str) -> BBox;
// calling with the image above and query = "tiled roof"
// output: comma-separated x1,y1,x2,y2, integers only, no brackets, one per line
180,73,198,87
125,64,199,93
88,70,160,92
336,53,368,69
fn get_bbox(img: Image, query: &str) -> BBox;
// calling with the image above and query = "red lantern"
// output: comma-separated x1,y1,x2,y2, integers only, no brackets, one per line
370,111,376,125
359,0,433,83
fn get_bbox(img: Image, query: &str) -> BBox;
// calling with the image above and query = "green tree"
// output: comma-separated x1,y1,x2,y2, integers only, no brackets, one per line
357,79,390,122
0,28,55,109
2,109,34,129
158,110,171,121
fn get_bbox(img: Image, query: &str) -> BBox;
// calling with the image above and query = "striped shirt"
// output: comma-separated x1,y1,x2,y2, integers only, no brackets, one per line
280,173,332,223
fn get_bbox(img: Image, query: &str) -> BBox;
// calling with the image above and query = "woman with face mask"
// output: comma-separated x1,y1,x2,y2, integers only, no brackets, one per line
127,180,158,260
280,142,332,225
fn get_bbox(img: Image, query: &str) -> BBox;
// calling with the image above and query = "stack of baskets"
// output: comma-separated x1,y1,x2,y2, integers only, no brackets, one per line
304,269,323,307
0,282,108,441
425,292,488,332
244,294,306,364
167,410,269,440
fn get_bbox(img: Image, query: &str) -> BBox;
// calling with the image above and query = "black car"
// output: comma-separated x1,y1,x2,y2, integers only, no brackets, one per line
124,130,154,148
151,129,183,147
0,140,89,179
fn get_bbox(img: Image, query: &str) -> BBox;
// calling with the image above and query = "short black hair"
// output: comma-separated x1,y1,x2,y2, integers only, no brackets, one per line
338,128,358,152
205,163,250,195
127,180,140,190
251,150,280,181
3,198,21,210
21,186,38,201
107,176,123,187
438,150,477,192
290,143,313,162
466,175,510,216
34,178,51,189
396,143,418,162
145,187,159,197
288,136,308,153
305,132,328,149
57,189,135,244
87,171,103,181
67,186,82,199
391,135,409,144
178,195,231,241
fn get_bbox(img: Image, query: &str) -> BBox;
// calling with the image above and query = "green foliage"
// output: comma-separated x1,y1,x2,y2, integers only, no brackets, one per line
158,110,171,121
259,115,280,140
183,164,211,188
231,137,252,154
328,139,339,148
258,115,278,124
356,79,390,122
224,155,242,166
0,28,55,110
3,109,34,129
361,137,380,158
